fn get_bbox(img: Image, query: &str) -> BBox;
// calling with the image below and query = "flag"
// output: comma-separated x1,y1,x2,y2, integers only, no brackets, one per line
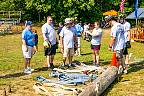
135,0,138,18
120,0,126,12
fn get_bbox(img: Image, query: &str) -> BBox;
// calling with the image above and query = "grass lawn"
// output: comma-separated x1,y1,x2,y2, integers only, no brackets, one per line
0,27,144,96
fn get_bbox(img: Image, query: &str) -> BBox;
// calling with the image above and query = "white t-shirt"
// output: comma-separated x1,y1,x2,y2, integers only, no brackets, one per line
84,24,89,31
42,23,56,45
59,26,75,48
111,23,125,51
91,28,102,45
123,22,131,42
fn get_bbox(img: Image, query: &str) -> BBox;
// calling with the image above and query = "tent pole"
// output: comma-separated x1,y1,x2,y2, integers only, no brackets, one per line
136,18,138,27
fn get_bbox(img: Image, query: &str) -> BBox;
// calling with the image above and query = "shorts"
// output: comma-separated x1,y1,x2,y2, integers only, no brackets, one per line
63,48,74,57
44,44,56,56
123,47,128,55
91,44,101,51
115,50,123,59
77,37,81,48
22,45,33,58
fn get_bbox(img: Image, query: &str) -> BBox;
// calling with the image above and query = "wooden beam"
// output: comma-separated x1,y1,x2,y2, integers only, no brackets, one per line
78,66,118,96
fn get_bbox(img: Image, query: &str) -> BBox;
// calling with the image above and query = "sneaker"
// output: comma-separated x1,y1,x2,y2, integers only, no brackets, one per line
24,69,31,74
59,64,66,69
93,62,96,65
69,63,76,67
27,67,34,72
123,69,128,74
96,64,100,67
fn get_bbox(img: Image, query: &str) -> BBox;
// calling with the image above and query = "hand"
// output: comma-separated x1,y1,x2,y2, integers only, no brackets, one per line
23,45,28,52
108,47,112,51
60,46,64,53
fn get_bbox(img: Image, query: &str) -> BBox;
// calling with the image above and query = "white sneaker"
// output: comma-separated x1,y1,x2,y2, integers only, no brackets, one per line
24,69,31,74
123,69,128,74
27,67,34,72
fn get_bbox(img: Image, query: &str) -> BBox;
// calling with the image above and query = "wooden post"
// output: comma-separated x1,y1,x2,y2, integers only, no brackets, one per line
78,66,118,96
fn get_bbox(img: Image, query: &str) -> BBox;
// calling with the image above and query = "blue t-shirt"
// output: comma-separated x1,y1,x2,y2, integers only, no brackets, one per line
75,24,83,36
59,26,75,48
22,28,35,47
111,23,125,51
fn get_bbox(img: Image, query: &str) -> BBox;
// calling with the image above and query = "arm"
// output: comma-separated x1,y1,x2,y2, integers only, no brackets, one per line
42,26,51,47
86,29,101,36
60,36,64,53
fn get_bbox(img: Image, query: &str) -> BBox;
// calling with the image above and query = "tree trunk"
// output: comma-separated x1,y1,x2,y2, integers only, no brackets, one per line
78,66,118,96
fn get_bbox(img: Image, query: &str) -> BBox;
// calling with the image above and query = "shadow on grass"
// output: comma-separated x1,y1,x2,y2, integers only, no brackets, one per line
101,60,144,96
0,32,21,36
0,72,25,79
81,52,92,56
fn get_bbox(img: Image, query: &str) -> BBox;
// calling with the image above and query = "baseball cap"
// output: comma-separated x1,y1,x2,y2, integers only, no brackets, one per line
105,16,116,22
65,18,72,24
25,21,32,26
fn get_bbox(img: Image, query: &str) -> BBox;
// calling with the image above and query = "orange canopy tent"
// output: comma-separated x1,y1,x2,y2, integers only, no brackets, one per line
103,10,118,16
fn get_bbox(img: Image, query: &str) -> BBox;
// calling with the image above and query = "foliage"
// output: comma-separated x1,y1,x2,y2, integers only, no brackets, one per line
0,0,144,23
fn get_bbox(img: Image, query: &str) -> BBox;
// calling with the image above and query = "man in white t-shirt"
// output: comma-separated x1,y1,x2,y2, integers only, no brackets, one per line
120,18,131,67
105,16,126,73
42,16,57,69
59,18,77,68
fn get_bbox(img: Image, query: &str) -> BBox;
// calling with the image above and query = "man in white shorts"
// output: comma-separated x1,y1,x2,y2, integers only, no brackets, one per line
75,21,83,56
22,21,36,74
59,18,77,68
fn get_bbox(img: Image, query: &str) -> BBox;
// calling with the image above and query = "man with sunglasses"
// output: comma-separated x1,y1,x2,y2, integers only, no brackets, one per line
59,18,77,68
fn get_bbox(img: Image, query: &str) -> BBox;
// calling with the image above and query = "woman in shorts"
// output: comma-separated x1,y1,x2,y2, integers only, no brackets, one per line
86,22,102,66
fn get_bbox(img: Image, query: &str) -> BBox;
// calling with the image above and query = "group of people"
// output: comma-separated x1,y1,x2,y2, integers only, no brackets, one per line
21,15,131,74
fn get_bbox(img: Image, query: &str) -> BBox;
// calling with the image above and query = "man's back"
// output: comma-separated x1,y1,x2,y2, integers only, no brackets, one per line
111,23,125,51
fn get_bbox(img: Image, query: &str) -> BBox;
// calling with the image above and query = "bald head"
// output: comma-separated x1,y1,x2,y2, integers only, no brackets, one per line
47,16,53,25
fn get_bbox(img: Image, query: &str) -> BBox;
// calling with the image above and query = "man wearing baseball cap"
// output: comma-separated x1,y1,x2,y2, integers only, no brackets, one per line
59,18,77,68
22,21,36,74
106,16,127,73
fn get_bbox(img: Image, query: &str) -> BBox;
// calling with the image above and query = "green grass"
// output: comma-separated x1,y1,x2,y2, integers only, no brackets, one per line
0,28,144,96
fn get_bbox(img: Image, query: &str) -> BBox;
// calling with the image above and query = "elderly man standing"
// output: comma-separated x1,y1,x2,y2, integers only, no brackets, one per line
59,18,77,68
42,16,57,69
22,21,36,74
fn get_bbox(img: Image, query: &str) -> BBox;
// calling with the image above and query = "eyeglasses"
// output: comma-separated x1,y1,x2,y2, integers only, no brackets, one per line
49,20,53,21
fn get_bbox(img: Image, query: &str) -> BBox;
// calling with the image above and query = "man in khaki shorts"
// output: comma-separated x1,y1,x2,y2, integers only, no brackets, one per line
22,21,36,74
59,18,77,68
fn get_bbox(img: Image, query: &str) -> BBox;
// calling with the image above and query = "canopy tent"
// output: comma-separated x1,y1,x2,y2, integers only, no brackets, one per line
103,10,118,16
126,8,144,19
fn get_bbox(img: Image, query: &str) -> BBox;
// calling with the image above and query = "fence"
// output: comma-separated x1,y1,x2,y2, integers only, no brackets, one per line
130,27,144,42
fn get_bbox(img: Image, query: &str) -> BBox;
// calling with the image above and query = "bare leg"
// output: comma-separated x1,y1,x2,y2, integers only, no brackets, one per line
63,57,67,65
46,56,51,67
25,58,31,69
78,48,81,55
125,54,129,64
95,50,100,64
68,55,73,64
92,50,96,63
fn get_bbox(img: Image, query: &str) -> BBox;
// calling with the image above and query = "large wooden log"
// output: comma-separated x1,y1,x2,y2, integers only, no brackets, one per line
78,66,118,96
